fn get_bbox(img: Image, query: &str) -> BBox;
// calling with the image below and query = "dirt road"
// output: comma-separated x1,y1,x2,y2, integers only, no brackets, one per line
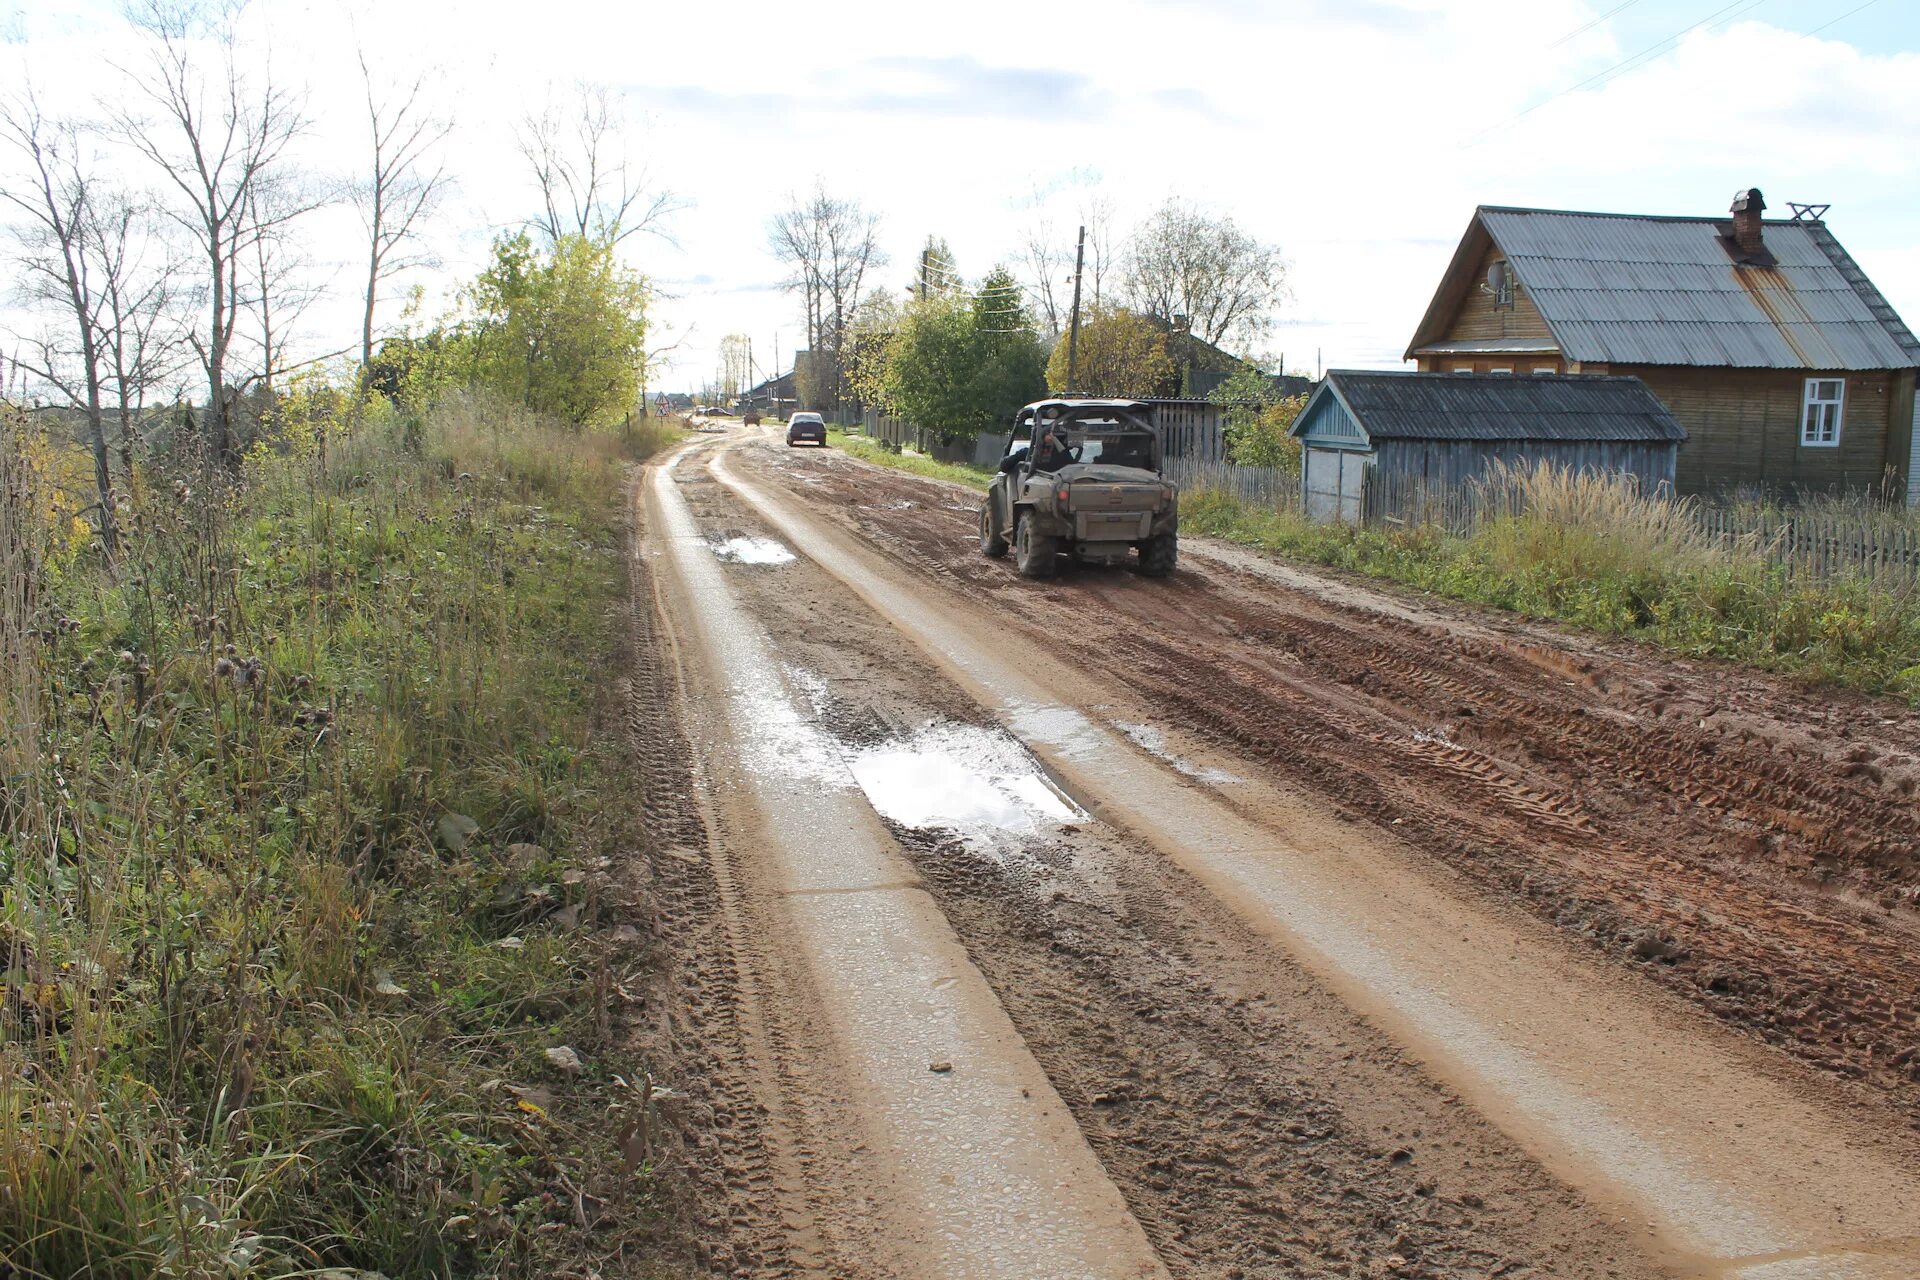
633,429,1920,1279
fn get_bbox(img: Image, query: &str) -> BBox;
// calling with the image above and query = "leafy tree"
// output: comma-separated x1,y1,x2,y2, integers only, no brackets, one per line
1210,362,1305,473
844,287,902,409
420,231,648,428
1045,305,1174,397
879,267,1046,440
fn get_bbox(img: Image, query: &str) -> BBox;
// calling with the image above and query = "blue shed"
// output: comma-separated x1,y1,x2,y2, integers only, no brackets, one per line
1289,370,1686,523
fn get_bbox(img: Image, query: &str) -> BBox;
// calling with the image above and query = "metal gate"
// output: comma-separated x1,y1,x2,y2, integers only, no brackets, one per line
1304,447,1366,523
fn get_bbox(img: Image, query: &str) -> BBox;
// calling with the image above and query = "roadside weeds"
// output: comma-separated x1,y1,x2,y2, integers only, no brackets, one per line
1,400,689,1277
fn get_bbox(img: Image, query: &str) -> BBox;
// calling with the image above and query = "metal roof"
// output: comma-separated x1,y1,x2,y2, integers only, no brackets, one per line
1474,207,1920,371
1300,371,1687,443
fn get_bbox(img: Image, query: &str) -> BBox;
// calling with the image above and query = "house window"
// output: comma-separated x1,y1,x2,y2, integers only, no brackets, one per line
1801,378,1844,447
1453,366,1473,374
1532,366,1557,376
1489,367,1512,376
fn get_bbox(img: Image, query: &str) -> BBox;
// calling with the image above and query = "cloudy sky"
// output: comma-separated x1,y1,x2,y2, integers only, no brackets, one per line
6,0,1918,392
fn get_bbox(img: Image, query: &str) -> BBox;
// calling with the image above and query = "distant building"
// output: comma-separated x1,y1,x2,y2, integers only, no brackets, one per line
1290,370,1685,524
1406,190,1920,500
740,370,798,417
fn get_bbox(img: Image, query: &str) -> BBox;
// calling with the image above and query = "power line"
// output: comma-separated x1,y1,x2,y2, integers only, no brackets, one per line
1473,0,1772,142
1806,0,1883,37
1547,0,1649,49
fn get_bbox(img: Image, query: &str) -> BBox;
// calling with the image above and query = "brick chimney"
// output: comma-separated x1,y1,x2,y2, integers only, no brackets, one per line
1730,188,1766,257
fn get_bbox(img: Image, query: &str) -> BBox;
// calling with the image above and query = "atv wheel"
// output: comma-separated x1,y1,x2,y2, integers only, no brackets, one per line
1014,516,1058,579
979,503,1009,558
1138,533,1178,578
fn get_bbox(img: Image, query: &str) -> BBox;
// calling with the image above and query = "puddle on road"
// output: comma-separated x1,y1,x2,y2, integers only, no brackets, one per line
709,535,797,565
1117,721,1243,784
848,722,1087,838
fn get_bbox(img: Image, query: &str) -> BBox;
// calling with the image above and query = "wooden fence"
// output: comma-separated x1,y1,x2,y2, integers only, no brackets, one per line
1163,457,1299,511
1692,506,1920,586
1173,460,1920,588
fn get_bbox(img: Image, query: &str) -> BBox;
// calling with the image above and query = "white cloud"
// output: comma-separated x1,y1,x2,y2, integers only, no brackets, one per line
3,0,1916,392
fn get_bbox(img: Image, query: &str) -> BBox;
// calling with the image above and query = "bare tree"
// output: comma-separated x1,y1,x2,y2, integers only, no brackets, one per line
768,197,825,357
354,52,449,381
519,84,679,248
115,0,313,467
87,182,189,488
1021,212,1068,339
766,185,885,412
717,334,752,401
1081,195,1115,310
1022,197,1113,339
1122,198,1285,349
241,176,327,402
0,91,121,556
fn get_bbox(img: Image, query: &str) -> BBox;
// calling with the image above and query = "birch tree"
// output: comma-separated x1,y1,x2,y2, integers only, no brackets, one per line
115,1,313,467
354,52,449,380
0,93,121,556
767,185,885,413
519,84,678,249
87,182,187,488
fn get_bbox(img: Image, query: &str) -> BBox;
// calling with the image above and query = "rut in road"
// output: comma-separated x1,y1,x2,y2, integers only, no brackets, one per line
741,440,1920,1121
673,444,1670,1279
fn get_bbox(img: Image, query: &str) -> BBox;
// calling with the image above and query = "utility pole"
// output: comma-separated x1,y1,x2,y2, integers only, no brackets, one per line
918,243,931,303
1065,224,1087,393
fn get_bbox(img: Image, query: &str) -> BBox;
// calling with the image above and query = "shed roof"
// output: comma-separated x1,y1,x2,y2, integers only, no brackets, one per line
1407,205,1920,371
1295,371,1687,444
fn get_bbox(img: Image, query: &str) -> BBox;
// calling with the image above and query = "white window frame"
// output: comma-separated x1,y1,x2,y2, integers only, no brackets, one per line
1489,367,1513,376
1801,377,1844,448
1453,365,1473,374
1532,366,1557,376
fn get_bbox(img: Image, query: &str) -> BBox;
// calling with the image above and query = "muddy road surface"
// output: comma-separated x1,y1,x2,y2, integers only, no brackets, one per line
633,431,1920,1279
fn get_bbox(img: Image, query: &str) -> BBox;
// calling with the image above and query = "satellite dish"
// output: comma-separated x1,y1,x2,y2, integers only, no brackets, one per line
1486,261,1506,292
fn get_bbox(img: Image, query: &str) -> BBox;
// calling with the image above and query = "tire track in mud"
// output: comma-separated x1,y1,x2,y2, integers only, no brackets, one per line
621,467,880,1278
744,441,1920,1116
677,448,1668,1280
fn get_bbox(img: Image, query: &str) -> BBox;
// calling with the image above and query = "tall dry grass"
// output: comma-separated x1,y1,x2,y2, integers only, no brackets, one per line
1182,457,1920,699
0,393,680,1277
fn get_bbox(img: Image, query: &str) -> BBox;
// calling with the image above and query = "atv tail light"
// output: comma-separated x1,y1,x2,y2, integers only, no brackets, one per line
1056,485,1070,503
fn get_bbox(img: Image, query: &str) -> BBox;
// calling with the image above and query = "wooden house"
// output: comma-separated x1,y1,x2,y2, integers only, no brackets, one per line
1405,191,1920,500
1290,371,1684,524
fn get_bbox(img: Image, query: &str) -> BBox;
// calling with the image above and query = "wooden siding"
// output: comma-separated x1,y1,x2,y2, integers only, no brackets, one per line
1371,438,1676,494
1438,243,1556,345
1891,369,1918,506
1414,357,1567,375
1295,392,1366,449
1623,366,1898,495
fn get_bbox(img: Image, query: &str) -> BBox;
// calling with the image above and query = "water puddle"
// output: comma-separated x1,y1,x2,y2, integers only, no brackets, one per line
1117,721,1243,784
784,664,832,717
848,722,1086,838
710,535,797,565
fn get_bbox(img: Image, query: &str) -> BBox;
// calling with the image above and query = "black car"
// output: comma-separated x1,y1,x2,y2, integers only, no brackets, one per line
785,412,827,447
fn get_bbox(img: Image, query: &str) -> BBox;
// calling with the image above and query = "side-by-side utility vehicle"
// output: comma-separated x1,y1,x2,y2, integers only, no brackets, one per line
979,398,1178,579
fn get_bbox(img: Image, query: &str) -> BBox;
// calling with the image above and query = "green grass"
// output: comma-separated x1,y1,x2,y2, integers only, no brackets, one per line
1,395,682,1277
827,429,993,491
1182,483,1920,702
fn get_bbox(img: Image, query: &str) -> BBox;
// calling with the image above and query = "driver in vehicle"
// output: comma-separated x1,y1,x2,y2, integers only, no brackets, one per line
1032,426,1074,472
999,425,1074,474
